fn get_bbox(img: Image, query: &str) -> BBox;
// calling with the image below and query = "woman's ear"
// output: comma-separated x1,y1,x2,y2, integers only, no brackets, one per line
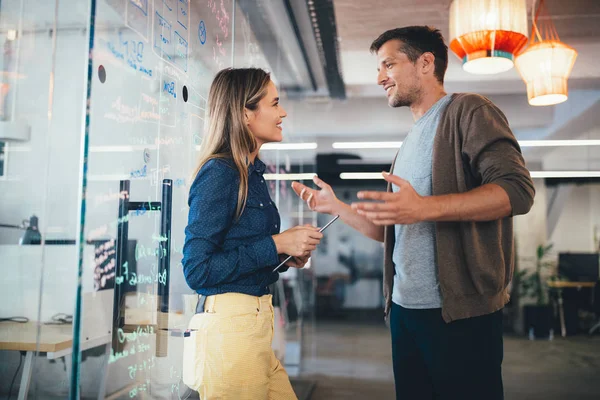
244,108,253,126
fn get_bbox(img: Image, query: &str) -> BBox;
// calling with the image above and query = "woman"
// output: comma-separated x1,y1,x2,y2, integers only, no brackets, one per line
182,68,322,399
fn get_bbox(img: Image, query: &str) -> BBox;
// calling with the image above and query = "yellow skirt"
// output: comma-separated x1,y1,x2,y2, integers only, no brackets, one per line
183,292,298,400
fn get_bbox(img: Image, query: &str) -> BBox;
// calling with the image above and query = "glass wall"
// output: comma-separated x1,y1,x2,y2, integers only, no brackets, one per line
0,1,317,398
260,145,318,377
0,1,90,398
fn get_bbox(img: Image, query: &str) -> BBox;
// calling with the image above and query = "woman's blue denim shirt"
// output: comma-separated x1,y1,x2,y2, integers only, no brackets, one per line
182,157,283,296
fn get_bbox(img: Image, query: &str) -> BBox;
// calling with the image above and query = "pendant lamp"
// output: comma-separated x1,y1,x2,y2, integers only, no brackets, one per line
515,0,577,106
449,0,529,75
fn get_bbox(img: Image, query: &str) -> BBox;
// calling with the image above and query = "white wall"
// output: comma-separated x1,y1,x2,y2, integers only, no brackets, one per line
543,126,600,252
550,185,600,253
0,31,86,244
514,179,548,260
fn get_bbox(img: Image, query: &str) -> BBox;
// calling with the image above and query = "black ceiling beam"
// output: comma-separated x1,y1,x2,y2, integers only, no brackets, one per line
282,0,318,91
237,0,301,91
305,0,346,99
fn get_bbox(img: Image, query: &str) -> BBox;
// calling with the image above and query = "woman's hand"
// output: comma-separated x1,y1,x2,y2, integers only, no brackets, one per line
280,253,311,269
291,175,341,215
272,224,323,257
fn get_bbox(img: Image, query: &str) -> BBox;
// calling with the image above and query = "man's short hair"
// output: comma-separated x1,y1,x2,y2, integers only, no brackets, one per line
370,26,448,84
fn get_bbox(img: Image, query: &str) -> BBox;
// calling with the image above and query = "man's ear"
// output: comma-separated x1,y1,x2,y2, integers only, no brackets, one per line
420,52,435,75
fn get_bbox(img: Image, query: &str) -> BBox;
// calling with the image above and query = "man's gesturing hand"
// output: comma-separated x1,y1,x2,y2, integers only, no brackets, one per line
291,175,340,215
351,172,428,225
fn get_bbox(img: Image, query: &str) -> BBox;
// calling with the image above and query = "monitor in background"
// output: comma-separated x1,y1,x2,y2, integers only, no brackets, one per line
558,253,600,282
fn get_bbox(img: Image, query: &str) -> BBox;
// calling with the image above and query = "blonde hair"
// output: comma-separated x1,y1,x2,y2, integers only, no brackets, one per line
193,68,271,220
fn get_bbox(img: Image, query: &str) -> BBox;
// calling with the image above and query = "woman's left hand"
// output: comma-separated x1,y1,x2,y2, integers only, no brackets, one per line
280,253,311,269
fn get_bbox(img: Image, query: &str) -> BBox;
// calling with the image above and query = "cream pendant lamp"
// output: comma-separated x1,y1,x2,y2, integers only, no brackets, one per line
449,0,529,75
515,0,577,106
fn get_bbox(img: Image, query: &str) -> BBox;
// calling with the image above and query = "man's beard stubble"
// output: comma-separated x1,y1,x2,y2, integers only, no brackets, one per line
388,83,421,108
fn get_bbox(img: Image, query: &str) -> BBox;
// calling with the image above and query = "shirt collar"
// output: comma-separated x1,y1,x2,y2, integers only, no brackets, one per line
248,157,266,175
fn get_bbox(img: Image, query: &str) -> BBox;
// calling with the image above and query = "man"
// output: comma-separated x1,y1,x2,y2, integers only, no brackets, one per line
291,26,535,400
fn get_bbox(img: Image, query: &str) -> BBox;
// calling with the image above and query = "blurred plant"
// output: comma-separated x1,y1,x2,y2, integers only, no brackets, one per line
516,244,560,306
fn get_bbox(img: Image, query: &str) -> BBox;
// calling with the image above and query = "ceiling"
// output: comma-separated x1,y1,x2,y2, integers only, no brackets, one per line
334,0,600,95
280,0,600,170
1,0,598,169
334,0,600,51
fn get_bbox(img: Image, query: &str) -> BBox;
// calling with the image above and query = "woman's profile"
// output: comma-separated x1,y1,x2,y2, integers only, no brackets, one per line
182,68,322,399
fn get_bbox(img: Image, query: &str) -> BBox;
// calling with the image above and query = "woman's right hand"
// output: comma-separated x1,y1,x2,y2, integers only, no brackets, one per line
272,224,323,257
291,175,341,215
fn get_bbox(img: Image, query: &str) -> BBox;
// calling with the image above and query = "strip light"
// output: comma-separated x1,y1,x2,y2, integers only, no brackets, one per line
261,143,317,150
332,142,403,149
332,140,600,150
529,171,600,178
519,140,600,147
341,171,600,180
264,173,315,181
340,173,385,180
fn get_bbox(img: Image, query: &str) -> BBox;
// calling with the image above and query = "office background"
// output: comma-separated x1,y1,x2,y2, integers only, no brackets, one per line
0,0,599,399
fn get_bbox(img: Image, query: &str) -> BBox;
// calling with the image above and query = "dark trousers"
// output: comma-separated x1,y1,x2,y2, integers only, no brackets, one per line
390,303,504,400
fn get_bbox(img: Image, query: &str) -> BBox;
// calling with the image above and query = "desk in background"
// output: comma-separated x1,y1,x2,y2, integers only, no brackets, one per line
0,321,110,400
0,273,113,400
547,281,597,337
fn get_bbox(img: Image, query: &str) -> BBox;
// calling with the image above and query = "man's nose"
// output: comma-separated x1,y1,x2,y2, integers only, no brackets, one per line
377,70,387,86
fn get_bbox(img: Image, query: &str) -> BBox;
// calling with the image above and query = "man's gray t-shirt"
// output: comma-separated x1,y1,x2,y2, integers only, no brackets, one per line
392,94,453,309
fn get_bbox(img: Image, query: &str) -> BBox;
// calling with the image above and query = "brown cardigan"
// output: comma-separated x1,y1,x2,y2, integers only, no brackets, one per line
383,93,535,323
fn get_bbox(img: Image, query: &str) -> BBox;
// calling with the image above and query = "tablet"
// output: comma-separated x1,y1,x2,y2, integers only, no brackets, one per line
272,215,340,273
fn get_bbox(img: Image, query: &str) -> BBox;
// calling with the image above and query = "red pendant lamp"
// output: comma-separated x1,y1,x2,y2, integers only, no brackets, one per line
449,0,529,75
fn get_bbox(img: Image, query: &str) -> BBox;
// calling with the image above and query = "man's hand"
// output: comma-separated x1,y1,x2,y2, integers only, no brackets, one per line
291,175,341,215
351,172,427,225
280,253,311,269
291,174,385,242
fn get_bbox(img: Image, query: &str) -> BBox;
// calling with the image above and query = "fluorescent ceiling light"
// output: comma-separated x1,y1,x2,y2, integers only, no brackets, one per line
519,140,600,147
340,171,600,180
332,142,402,149
340,172,385,180
264,173,315,181
261,143,317,150
332,140,600,150
529,171,600,178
